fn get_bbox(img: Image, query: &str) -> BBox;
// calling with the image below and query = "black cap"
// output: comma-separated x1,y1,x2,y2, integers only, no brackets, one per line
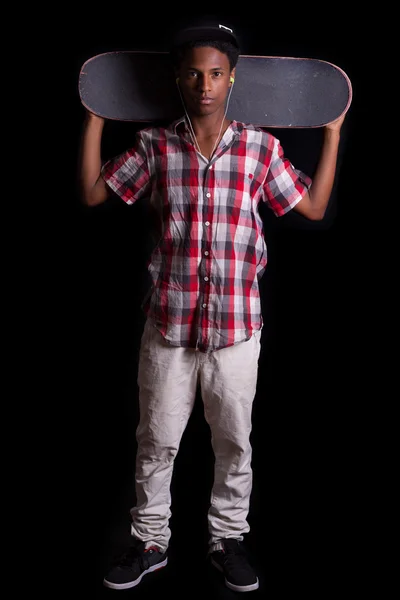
171,23,239,49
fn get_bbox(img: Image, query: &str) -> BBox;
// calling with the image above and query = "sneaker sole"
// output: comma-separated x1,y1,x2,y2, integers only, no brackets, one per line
210,557,259,592
103,557,168,590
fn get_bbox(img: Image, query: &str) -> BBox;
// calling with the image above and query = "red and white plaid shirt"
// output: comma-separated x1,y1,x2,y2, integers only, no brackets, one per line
102,117,311,353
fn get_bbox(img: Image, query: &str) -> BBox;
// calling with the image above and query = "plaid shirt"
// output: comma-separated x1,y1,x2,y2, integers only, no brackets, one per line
102,117,311,353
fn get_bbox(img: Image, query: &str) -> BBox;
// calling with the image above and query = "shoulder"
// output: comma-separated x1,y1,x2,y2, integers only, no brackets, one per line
136,124,165,142
234,121,279,150
136,118,183,144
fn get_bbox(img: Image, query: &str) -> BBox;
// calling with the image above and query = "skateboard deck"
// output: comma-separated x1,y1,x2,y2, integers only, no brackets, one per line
78,51,352,128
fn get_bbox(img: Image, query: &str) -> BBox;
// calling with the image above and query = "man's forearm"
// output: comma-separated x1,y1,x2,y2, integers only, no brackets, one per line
308,129,341,218
79,113,108,206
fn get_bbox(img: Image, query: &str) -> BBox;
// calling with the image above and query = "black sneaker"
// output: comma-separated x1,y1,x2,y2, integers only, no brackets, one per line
103,541,168,590
210,539,259,592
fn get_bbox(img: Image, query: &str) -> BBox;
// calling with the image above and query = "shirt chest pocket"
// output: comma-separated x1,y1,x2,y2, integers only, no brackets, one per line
224,176,254,217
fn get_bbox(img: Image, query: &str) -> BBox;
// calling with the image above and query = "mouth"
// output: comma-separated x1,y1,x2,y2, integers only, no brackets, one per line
195,97,214,105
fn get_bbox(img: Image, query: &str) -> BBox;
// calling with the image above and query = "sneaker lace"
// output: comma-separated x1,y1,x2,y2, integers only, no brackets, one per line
118,546,140,567
113,543,151,570
116,543,159,569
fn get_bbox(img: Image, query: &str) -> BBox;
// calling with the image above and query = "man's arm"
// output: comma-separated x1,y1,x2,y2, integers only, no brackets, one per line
78,111,110,207
293,114,345,220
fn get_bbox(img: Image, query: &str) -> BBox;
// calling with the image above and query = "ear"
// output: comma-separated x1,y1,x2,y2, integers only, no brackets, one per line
229,68,236,85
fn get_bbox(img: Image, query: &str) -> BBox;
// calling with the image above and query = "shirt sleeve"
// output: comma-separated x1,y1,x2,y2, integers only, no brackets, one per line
262,137,312,217
101,132,151,205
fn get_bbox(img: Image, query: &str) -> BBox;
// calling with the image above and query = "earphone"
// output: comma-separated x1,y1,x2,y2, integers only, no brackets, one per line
175,72,235,159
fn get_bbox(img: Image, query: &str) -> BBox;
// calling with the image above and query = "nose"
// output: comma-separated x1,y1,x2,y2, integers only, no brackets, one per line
198,74,212,92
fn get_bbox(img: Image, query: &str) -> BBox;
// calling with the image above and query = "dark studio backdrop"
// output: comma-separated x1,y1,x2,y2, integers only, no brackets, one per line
62,11,362,597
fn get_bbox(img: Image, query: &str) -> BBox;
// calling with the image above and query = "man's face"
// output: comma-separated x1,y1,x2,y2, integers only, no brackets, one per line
177,46,235,117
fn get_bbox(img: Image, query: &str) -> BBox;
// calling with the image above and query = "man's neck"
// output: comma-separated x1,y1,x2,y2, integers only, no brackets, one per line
189,111,231,139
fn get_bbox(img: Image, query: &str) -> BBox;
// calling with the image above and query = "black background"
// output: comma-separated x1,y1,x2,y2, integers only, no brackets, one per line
44,9,371,598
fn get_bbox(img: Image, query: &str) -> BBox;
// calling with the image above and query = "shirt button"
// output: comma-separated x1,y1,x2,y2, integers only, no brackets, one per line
205,221,210,226
206,193,211,198
202,303,207,308
204,277,209,281
209,165,213,169
204,251,209,256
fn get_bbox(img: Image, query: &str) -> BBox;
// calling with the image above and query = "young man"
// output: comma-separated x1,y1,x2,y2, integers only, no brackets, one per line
79,23,345,593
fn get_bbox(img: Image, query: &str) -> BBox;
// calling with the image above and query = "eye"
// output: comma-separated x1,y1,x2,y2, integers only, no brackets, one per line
213,72,223,77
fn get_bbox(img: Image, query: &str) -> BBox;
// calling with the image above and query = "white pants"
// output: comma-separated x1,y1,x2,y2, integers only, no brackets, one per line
130,319,262,552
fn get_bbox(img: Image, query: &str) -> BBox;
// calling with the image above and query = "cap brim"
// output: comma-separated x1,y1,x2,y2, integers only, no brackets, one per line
172,26,239,49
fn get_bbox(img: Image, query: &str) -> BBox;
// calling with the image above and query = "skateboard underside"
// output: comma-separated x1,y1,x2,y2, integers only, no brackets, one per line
79,52,352,127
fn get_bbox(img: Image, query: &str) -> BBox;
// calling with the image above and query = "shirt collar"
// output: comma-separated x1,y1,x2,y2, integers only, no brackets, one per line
172,116,244,138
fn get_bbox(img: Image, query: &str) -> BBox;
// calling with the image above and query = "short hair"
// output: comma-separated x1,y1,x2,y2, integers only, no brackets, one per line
171,39,240,72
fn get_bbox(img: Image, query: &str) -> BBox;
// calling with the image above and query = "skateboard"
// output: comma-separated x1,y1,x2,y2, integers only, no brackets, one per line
78,51,352,128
